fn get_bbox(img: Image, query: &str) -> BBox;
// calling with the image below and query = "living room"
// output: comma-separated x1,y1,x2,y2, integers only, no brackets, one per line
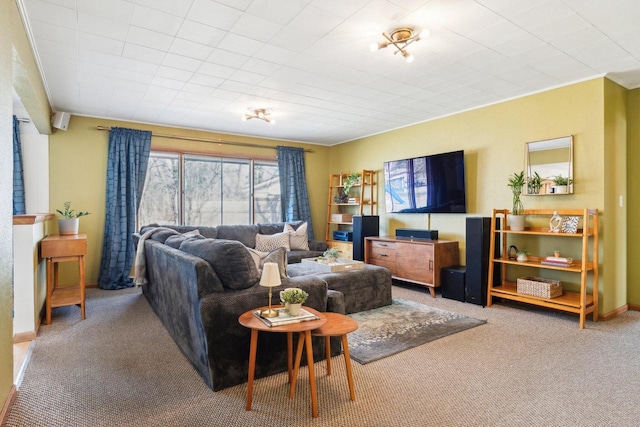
2,1,640,425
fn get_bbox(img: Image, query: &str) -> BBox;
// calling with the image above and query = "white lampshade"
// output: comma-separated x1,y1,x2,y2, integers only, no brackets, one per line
260,262,281,288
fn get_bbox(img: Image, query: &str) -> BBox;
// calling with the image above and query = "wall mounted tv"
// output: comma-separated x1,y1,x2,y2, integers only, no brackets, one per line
383,150,467,213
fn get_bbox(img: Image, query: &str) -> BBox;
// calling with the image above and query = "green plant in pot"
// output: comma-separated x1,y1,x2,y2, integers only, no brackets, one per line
319,247,341,263
552,175,572,194
507,171,526,231
279,288,309,316
342,172,360,196
527,171,542,194
56,201,90,235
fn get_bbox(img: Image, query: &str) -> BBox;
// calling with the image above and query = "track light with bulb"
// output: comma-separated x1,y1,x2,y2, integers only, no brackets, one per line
242,108,275,124
369,27,426,63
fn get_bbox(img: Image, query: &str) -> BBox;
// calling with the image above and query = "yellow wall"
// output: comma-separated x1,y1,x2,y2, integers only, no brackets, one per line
627,89,640,307
603,79,628,311
48,116,329,286
328,78,627,314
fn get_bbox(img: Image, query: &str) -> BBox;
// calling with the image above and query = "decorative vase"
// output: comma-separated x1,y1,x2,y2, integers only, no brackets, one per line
58,218,79,235
287,303,302,316
549,211,562,233
509,215,525,231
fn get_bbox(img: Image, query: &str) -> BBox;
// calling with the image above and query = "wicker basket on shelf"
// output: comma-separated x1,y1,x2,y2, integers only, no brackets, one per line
516,277,562,298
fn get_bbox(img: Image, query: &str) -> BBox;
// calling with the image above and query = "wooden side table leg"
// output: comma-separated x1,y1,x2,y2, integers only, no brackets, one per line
287,332,293,384
429,286,436,298
246,329,258,411
45,258,53,325
289,332,305,398
79,255,86,320
304,330,319,418
325,336,332,375
341,334,356,401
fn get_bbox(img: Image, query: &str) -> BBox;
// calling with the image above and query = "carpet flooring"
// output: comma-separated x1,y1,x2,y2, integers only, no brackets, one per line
348,297,486,364
6,285,640,426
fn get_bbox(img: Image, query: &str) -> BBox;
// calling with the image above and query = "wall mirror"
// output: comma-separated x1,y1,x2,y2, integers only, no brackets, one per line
525,135,573,195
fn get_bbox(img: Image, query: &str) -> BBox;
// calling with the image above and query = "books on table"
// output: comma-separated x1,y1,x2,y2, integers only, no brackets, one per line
541,256,574,267
252,307,320,327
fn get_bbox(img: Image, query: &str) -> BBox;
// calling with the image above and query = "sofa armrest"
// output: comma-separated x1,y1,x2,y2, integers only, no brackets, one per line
308,239,328,252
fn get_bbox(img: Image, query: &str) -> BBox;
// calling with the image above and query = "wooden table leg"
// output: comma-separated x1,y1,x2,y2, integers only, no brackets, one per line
289,332,305,398
287,332,293,384
246,329,258,411
45,258,53,325
324,336,332,375
304,330,319,418
429,287,436,298
341,334,356,401
79,255,86,320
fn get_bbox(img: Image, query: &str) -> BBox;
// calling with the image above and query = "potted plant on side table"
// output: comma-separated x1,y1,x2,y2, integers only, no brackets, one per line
279,288,309,316
507,171,526,231
56,201,90,235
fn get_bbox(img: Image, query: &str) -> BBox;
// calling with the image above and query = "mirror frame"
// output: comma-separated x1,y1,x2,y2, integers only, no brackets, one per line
525,135,573,195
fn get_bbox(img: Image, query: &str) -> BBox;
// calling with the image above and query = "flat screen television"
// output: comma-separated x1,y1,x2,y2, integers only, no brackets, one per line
383,150,467,213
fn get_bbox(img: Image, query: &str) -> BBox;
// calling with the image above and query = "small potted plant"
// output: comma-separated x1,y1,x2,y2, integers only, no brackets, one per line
516,250,529,262
319,247,341,263
279,288,309,316
342,171,361,196
56,201,90,235
527,171,542,194
552,175,572,194
507,171,526,231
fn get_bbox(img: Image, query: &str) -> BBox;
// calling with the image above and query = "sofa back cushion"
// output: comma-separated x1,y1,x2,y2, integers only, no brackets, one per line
216,224,258,248
165,232,204,249
258,221,303,235
180,239,260,290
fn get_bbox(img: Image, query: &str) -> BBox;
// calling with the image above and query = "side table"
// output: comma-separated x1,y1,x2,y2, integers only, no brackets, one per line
238,306,326,418
41,233,87,325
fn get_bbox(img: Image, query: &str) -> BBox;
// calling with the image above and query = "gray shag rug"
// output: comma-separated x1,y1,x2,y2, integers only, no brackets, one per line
347,297,486,364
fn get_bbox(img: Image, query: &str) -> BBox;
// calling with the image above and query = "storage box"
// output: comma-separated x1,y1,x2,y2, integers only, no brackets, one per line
516,276,562,298
301,257,365,273
331,213,353,222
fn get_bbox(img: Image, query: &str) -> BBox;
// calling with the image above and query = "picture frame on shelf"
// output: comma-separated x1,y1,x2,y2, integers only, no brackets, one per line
561,216,579,233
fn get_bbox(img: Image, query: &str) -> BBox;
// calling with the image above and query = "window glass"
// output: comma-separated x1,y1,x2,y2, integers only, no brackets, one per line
138,153,179,226
139,152,279,228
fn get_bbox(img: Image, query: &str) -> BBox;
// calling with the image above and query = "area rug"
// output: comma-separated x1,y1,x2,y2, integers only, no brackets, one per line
347,297,486,364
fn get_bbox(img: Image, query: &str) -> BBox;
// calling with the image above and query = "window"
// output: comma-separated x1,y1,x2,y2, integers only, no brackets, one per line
138,152,281,227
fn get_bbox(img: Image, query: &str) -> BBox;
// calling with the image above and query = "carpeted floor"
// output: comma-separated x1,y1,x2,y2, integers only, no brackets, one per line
6,284,640,426
348,297,486,364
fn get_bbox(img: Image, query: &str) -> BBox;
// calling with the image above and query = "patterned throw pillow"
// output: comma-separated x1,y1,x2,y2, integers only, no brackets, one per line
255,231,291,252
284,222,309,251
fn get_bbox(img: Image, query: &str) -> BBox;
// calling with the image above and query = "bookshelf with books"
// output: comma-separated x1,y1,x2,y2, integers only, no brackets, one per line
487,208,599,329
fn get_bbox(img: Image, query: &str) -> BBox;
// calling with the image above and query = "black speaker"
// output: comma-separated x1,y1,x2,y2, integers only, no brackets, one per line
352,215,379,261
395,228,438,240
465,217,500,306
441,266,466,302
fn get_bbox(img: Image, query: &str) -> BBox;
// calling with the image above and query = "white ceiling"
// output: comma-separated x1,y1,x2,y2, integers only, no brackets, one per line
18,0,640,145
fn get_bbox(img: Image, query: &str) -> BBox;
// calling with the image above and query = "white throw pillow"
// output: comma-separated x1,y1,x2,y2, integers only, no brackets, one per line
284,222,309,251
255,231,291,252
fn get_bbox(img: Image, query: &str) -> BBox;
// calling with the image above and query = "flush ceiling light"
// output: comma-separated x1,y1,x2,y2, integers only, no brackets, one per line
369,27,426,63
242,108,275,124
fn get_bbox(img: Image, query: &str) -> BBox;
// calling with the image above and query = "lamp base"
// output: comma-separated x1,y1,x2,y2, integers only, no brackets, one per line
261,308,279,318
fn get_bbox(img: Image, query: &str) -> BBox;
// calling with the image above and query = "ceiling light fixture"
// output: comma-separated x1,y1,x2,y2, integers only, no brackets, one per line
369,27,426,63
242,108,275,124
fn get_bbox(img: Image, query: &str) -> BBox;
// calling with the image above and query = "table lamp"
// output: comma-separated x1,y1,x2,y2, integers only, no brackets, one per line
260,262,281,318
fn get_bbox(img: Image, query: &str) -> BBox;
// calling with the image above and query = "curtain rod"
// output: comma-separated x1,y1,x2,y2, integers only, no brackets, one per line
95,126,313,153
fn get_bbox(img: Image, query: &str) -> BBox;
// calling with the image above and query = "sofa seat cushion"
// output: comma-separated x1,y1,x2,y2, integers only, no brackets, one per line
180,239,260,290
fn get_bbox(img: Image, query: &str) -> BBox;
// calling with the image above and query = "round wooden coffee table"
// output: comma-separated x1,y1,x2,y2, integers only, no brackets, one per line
238,306,326,418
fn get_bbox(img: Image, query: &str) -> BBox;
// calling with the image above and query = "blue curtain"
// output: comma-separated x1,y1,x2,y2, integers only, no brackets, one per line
277,146,314,239
98,127,152,290
13,116,26,215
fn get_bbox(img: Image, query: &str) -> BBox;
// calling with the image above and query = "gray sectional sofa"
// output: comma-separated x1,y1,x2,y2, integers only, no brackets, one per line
134,222,392,391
